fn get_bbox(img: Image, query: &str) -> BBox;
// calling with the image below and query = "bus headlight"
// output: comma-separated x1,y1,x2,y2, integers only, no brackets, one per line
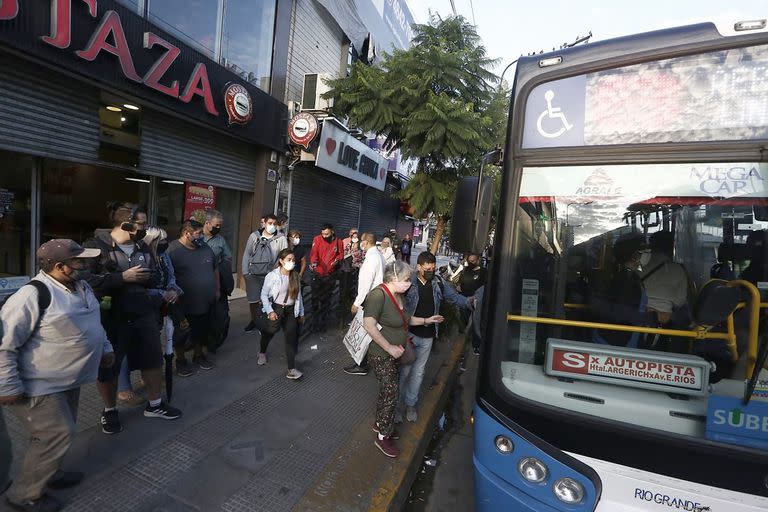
553,477,585,504
518,457,548,483
494,435,514,454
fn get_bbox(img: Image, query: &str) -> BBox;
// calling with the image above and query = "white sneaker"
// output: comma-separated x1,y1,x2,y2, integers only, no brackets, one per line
257,353,267,365
406,406,418,422
286,369,303,380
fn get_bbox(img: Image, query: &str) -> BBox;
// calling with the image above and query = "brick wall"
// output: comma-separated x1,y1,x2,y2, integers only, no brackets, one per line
284,0,346,104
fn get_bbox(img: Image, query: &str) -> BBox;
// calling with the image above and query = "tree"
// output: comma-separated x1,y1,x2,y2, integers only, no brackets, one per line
325,15,507,254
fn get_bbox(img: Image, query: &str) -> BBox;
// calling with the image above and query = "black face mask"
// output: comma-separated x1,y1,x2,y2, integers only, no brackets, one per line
131,229,147,242
423,271,435,281
209,226,221,236
323,235,333,242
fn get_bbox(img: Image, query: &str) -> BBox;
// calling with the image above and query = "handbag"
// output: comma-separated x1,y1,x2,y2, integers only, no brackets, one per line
253,303,282,335
380,284,416,365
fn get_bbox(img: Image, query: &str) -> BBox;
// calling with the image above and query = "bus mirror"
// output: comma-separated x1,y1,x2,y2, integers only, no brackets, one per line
451,176,494,254
692,280,740,327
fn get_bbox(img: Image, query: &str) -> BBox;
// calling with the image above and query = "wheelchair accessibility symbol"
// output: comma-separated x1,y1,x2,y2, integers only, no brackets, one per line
536,90,573,139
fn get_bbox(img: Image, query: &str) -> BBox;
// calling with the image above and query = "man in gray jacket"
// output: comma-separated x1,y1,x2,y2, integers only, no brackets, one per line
0,239,115,512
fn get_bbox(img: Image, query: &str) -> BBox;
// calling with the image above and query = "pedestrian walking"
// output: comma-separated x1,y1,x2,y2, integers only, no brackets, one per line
167,220,220,376
340,228,363,321
380,237,396,266
363,261,444,458
203,209,234,349
400,234,413,264
399,251,473,423
84,202,182,434
0,239,113,512
256,249,305,379
455,253,486,355
344,233,385,376
242,214,288,331
309,223,344,337
288,230,308,281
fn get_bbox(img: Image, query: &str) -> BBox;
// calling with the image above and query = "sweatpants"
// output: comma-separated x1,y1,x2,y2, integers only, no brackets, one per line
6,388,80,504
259,304,300,368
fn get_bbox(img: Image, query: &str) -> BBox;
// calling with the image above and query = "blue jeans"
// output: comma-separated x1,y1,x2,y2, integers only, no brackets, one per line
117,358,131,393
399,335,433,407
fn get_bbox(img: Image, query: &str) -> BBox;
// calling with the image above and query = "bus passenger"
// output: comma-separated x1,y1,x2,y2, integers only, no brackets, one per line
590,233,649,348
740,230,768,287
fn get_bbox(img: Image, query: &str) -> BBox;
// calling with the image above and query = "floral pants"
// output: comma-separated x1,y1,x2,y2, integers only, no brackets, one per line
369,353,399,437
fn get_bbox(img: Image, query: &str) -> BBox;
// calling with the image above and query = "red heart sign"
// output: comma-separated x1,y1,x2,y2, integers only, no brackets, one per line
325,138,337,156
379,168,387,180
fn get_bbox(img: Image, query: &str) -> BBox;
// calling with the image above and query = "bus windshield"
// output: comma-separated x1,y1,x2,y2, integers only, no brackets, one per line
500,40,768,454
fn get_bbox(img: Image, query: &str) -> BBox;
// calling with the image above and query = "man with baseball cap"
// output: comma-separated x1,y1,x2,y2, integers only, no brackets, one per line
0,239,114,512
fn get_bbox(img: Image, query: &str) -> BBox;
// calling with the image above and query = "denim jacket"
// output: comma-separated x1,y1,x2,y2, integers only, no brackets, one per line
405,275,470,336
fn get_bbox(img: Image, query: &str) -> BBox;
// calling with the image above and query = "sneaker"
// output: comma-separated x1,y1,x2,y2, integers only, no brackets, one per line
100,409,123,435
372,422,400,440
394,408,403,424
406,406,418,422
6,494,62,512
374,435,399,458
193,354,213,371
176,357,195,377
47,471,83,490
343,364,368,376
473,346,481,356
144,400,182,420
286,369,303,380
244,321,256,332
257,353,267,366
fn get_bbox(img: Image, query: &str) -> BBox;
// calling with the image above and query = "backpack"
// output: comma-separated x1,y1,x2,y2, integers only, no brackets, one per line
0,280,52,333
248,237,275,276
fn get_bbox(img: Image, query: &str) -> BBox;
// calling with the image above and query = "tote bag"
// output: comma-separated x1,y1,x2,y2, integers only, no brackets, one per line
343,308,375,365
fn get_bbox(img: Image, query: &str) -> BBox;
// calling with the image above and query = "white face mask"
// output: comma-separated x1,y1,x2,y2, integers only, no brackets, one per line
639,251,652,267
292,238,300,245
283,261,296,271
393,281,411,294
265,224,277,235
351,237,359,243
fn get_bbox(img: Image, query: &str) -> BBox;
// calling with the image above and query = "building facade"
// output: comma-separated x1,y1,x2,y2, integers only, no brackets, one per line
0,0,287,292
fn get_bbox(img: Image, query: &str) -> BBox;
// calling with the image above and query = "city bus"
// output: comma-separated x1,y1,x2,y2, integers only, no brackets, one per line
452,19,768,511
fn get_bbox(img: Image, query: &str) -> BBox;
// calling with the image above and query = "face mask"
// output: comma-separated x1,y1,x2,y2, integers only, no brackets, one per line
209,226,221,236
292,238,300,245
393,281,412,294
423,271,435,281
265,224,277,235
283,261,296,271
323,235,333,242
131,229,147,242
68,268,91,281
463,261,469,267
192,236,206,248
640,251,652,267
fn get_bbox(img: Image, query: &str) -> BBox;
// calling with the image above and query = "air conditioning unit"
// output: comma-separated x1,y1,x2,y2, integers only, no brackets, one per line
302,73,333,110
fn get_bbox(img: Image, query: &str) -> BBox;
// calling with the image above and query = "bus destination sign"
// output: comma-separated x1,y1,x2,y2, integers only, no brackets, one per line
545,339,714,397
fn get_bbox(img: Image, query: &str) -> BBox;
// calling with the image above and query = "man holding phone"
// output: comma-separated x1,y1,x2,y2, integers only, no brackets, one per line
84,202,182,435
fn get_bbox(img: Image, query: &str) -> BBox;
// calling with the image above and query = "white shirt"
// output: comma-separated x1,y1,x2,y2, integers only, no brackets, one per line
355,246,386,307
640,253,689,313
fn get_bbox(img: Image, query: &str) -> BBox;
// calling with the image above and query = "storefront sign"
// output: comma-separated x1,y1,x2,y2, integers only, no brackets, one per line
706,395,768,451
0,0,286,148
315,120,388,191
545,339,713,396
288,113,319,149
183,182,216,221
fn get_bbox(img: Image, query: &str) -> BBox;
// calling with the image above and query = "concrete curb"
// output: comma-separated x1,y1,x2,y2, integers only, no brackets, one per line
293,333,467,512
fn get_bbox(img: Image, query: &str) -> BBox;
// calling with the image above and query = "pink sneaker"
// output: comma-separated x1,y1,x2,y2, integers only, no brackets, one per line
374,435,399,458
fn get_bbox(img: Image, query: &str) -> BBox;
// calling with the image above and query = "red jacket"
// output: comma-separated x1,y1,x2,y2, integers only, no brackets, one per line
310,235,344,277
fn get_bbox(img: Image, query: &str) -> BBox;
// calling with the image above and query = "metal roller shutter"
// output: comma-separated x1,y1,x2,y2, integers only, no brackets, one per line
140,111,259,191
359,183,400,237
289,166,363,238
0,53,100,161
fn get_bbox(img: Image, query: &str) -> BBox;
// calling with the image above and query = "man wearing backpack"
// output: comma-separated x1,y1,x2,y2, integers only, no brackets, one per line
242,214,288,332
0,239,113,512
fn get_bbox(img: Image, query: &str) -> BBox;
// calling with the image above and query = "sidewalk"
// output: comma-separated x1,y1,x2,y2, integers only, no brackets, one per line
2,298,466,512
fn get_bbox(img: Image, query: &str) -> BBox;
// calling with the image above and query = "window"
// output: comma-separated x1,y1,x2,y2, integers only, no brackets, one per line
157,179,186,241
148,0,223,59
0,152,33,280
221,0,277,92
41,162,150,245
